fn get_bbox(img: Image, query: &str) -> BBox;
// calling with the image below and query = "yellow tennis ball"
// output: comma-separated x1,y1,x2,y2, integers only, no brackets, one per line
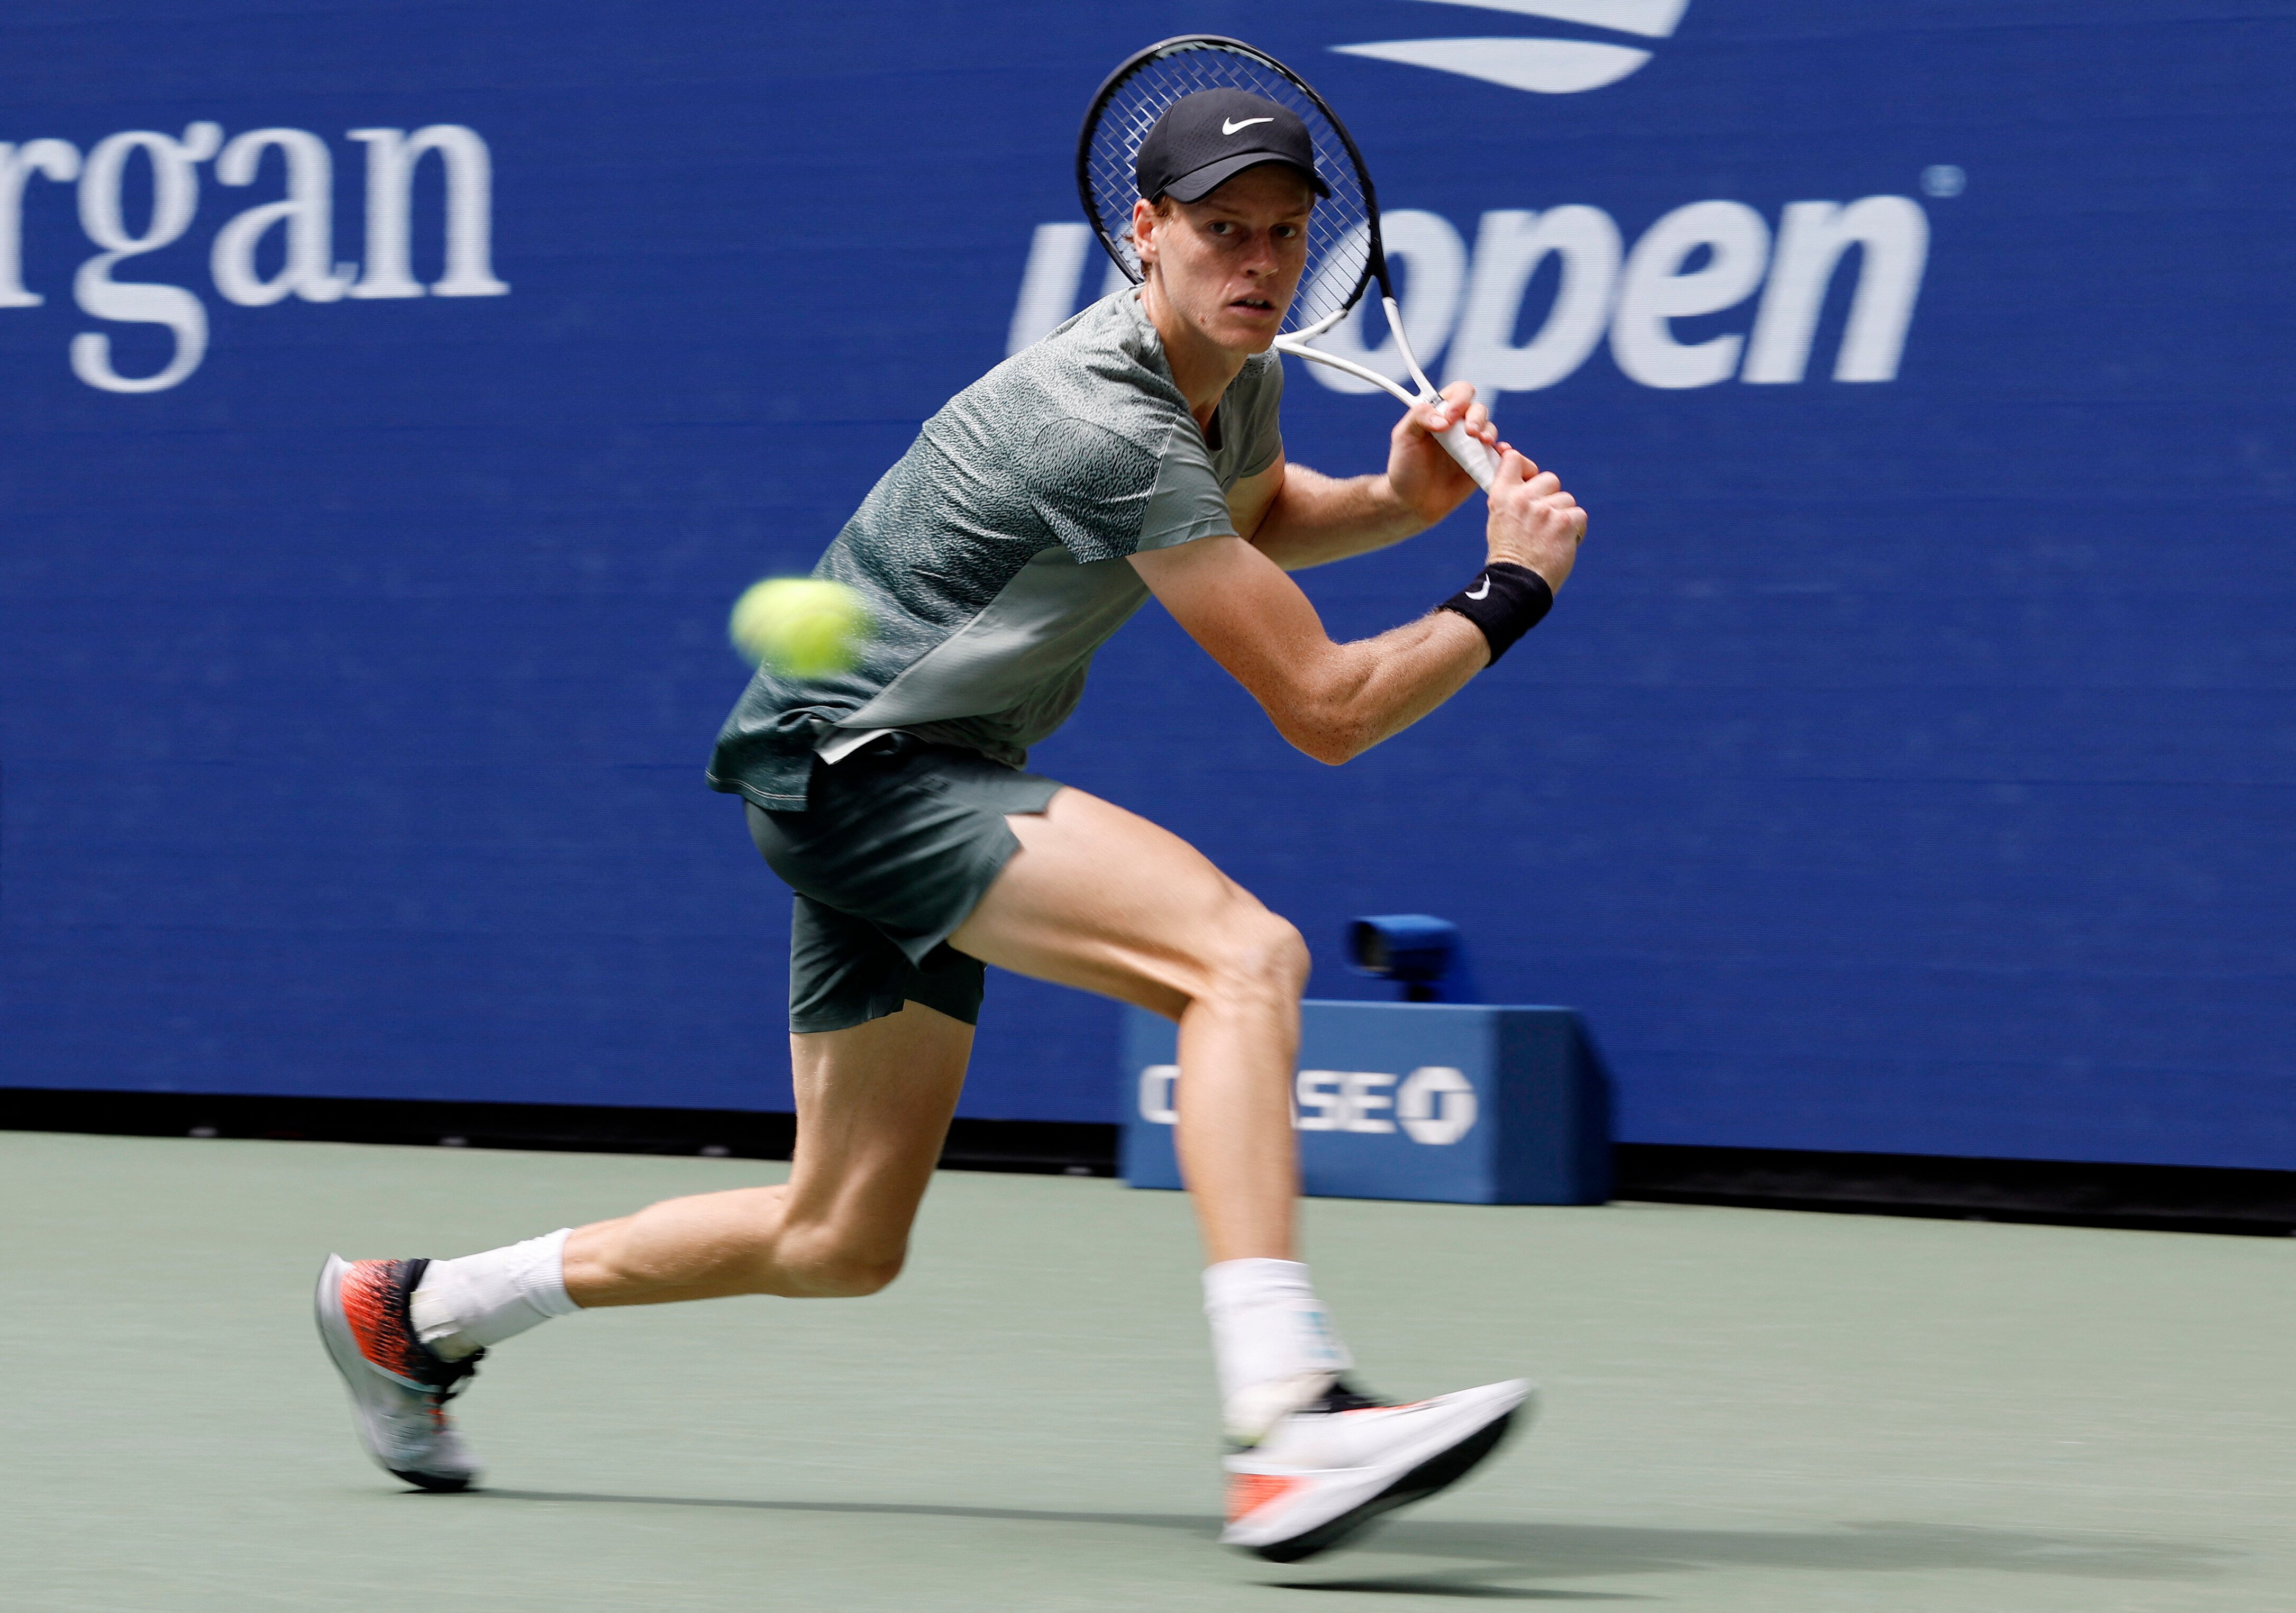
728,577,872,677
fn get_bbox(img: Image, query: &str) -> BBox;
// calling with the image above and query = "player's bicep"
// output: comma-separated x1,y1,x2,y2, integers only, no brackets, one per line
1225,455,1285,544
1128,535,1332,712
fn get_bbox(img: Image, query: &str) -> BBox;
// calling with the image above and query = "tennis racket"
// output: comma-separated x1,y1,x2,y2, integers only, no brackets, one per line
1077,34,1500,491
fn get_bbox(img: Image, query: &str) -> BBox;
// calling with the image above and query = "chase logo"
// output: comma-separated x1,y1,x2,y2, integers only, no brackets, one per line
1334,0,1689,96
1122,1004,1609,1205
1137,1064,1480,1146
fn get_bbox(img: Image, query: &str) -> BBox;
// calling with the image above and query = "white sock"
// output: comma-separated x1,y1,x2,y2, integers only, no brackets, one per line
410,1228,581,1361
1204,1258,1353,1442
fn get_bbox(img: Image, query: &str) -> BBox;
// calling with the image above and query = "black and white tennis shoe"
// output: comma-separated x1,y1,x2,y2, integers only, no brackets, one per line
1221,1376,1532,1561
314,1253,484,1492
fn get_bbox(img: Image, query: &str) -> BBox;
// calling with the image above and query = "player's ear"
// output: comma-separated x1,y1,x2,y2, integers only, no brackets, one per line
1131,197,1161,269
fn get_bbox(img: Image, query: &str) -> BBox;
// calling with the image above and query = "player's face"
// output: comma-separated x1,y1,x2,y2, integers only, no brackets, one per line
1134,166,1314,355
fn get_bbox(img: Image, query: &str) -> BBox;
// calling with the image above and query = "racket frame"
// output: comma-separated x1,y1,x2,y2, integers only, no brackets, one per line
1075,34,1499,490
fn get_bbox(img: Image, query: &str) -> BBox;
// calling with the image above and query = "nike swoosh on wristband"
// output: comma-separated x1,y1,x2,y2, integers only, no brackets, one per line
1222,116,1275,135
1466,577,1492,599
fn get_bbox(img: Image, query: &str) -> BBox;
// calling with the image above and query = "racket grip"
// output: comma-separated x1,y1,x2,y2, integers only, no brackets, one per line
1434,415,1499,491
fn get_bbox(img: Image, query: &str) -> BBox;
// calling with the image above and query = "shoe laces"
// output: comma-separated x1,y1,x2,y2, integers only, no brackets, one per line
1306,1376,1383,1415
380,1259,488,1396
416,1348,484,1432
427,1346,485,1402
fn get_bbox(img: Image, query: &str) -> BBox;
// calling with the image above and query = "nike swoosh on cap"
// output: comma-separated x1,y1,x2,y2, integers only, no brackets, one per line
1222,116,1275,135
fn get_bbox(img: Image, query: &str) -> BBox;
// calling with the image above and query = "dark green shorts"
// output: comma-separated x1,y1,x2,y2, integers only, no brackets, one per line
743,735,1063,1034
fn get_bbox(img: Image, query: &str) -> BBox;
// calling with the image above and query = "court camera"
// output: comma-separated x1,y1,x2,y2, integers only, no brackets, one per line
1347,914,1462,1003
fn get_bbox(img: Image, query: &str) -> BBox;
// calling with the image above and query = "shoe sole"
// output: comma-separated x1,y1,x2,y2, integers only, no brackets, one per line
1246,1407,1518,1564
313,1254,475,1493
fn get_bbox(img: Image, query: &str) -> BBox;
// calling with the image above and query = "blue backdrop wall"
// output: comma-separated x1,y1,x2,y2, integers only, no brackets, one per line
3,2,2290,1169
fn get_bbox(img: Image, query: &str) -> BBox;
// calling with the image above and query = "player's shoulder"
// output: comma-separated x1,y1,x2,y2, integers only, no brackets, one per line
990,289,1190,438
906,295,1169,504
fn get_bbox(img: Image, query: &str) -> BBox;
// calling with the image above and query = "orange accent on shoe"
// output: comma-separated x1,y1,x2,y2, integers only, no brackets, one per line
1227,1472,1303,1524
339,1259,420,1375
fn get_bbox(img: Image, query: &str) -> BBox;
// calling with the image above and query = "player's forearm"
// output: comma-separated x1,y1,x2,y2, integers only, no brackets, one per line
1268,610,1488,764
1247,461,1425,571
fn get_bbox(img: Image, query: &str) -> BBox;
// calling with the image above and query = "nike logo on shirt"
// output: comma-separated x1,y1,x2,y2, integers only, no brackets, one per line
1222,116,1274,135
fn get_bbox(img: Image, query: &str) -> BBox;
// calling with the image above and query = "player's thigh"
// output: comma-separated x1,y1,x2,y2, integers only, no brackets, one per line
780,1000,973,1246
947,787,1303,1019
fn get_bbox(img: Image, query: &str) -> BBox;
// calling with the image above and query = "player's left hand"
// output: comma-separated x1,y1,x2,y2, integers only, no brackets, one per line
1384,382,1501,528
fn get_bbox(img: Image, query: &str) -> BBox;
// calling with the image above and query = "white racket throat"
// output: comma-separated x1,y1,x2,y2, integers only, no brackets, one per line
1274,296,1499,490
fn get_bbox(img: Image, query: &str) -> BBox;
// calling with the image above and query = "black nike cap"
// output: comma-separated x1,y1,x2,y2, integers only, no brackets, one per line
1134,88,1331,204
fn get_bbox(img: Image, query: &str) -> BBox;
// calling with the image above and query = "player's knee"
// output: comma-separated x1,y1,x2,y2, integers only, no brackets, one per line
789,1256,903,1298
784,1228,907,1298
1201,908,1310,1008
809,1254,904,1298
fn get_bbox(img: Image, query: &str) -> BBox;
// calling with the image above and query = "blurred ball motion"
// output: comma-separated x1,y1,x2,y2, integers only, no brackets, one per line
728,577,872,677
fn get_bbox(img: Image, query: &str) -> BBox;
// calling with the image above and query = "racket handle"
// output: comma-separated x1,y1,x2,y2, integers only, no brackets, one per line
1433,414,1500,492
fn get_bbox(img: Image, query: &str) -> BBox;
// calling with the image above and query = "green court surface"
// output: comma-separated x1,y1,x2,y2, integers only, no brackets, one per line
5,1130,2290,1612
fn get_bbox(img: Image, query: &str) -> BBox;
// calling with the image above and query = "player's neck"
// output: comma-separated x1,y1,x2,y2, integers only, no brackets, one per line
1140,279,1251,433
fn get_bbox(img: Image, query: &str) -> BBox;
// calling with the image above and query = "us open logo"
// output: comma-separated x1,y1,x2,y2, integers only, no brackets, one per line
1137,1064,1481,1146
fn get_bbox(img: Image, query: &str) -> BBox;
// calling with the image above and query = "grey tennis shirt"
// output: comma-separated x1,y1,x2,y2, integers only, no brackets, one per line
708,288,1284,809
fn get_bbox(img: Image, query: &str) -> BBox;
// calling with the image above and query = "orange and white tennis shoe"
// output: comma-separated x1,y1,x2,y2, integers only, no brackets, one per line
314,1254,484,1492
1220,1376,1533,1561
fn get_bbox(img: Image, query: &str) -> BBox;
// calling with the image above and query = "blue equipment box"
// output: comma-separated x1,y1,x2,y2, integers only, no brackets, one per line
1120,1001,1612,1206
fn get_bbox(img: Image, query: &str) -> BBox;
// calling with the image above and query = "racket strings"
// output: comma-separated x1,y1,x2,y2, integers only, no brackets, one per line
1082,42,1373,336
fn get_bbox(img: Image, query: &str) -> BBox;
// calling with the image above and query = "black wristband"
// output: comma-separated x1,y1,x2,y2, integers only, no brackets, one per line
1438,562,1552,664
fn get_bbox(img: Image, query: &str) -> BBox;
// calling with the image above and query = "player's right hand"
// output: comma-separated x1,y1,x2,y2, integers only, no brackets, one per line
1483,448,1587,592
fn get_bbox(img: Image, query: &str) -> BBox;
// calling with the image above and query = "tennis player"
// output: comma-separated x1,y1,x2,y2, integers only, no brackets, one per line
316,88,1587,1562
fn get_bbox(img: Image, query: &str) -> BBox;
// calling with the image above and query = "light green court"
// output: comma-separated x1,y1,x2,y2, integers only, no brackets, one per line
5,1129,2290,1611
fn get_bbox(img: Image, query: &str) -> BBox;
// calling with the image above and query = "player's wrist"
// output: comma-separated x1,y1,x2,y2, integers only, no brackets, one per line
1369,471,1428,530
1438,562,1552,664
1487,550,1568,591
